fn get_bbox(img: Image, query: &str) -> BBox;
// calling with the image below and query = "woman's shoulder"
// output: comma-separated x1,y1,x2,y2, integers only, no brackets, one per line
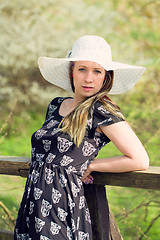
49,97,65,106
93,99,115,115
44,97,65,121
91,98,124,128
93,96,117,109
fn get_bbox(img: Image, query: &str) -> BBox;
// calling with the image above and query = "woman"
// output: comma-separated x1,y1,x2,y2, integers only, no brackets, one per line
14,35,149,240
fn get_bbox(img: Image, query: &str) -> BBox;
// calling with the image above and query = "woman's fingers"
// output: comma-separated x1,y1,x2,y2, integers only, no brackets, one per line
81,166,94,184
81,174,94,184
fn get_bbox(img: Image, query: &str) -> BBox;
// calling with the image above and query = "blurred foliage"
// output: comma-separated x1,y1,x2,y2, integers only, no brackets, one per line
0,0,160,239
1,0,159,107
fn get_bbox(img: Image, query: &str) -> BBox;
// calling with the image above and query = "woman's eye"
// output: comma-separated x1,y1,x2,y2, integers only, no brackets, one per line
79,68,85,72
95,70,101,74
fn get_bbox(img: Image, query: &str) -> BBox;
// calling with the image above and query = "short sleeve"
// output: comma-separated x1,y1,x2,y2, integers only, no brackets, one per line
45,98,57,121
92,101,124,132
45,97,64,122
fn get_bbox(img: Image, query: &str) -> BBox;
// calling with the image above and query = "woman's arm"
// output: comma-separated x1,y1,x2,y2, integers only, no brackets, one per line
81,121,149,183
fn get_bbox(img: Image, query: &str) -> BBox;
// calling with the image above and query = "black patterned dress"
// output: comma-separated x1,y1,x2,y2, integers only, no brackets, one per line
14,97,123,240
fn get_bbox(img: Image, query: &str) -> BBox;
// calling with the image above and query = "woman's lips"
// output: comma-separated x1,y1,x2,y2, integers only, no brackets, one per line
82,86,93,91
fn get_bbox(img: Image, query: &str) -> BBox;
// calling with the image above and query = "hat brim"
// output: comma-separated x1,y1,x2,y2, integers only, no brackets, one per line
38,57,146,95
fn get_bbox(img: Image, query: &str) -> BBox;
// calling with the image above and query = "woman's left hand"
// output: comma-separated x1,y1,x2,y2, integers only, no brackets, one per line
81,167,94,184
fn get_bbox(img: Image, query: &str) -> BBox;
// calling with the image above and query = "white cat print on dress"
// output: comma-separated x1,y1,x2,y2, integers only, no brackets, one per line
87,118,92,130
98,118,112,125
36,153,45,167
67,226,73,240
66,166,77,174
71,181,80,197
57,137,73,153
85,208,91,224
41,199,52,217
68,194,75,213
35,217,45,233
46,119,59,129
78,231,89,240
50,222,61,235
45,168,55,184
47,105,57,120
57,97,64,103
46,153,56,163
31,170,39,184
34,187,43,200
79,196,85,209
42,140,51,152
40,235,51,240
97,105,110,114
52,188,62,204
35,130,47,140
60,155,74,166
80,160,89,176
82,141,96,156
59,173,67,188
71,218,76,232
58,207,68,221
16,233,29,240
29,201,34,215
51,128,59,135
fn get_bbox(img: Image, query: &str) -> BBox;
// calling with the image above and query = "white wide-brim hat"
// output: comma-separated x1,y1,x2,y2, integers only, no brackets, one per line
38,35,146,95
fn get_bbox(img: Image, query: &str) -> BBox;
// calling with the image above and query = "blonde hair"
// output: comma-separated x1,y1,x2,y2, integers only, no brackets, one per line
59,62,125,147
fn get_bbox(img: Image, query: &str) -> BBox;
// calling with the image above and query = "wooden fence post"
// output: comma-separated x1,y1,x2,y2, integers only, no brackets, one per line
84,184,123,240
0,230,13,240
84,184,110,240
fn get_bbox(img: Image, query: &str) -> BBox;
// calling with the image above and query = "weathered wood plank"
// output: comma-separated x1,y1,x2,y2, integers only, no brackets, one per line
0,229,14,240
109,209,123,240
0,156,30,176
92,166,160,190
0,156,160,190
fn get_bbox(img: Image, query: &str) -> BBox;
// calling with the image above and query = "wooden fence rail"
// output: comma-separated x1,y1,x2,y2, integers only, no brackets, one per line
0,156,160,240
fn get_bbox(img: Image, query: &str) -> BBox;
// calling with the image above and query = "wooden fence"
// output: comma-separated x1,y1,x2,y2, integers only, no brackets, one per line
0,156,160,240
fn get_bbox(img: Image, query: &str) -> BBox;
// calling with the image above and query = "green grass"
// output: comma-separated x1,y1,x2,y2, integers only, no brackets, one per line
107,187,160,239
0,110,45,157
0,175,26,231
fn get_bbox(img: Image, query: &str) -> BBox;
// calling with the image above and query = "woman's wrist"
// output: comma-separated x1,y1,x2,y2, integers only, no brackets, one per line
88,161,95,172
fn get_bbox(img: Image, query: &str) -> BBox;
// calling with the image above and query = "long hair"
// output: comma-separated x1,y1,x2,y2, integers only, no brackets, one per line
59,62,125,147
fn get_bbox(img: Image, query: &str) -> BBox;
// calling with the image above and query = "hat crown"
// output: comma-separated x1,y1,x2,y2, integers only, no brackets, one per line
69,35,112,65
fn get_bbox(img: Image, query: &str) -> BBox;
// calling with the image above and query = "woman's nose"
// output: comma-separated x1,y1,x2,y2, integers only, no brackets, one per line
85,72,93,83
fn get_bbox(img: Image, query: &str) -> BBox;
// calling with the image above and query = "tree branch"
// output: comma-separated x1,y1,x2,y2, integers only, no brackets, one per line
139,214,160,240
117,200,151,222
0,201,15,226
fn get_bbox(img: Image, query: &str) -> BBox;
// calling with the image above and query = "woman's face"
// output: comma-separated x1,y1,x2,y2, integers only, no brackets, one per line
72,61,106,101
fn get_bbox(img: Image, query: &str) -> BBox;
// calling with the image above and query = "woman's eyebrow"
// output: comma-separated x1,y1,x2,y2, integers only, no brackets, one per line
94,67,103,71
77,65,87,68
77,65,103,70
